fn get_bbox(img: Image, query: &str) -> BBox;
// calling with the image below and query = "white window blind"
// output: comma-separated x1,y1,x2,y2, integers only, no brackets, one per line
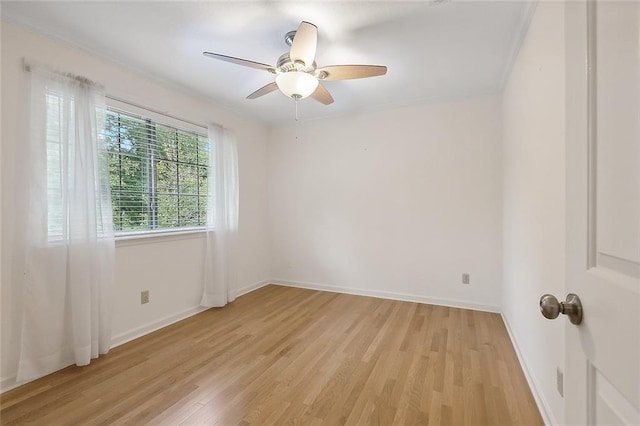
45,91,67,240
105,106,209,234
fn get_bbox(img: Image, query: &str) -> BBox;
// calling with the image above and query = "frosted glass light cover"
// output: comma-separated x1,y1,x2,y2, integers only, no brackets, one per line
275,71,318,99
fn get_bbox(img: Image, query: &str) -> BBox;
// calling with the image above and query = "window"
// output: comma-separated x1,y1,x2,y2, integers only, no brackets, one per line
45,91,67,240
104,106,209,234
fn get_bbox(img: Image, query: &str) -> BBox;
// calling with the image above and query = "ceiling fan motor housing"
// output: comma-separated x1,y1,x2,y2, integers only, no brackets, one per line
276,53,316,74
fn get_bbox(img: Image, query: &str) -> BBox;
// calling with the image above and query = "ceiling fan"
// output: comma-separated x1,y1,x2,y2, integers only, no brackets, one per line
203,21,387,105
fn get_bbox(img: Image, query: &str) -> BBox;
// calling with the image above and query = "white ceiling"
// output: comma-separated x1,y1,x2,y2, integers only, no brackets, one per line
1,1,534,125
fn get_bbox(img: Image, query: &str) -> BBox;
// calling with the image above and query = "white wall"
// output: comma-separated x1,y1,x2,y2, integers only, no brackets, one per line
268,95,503,311
502,2,566,425
0,22,271,390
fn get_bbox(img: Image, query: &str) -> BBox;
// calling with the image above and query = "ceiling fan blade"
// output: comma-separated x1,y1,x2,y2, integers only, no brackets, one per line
310,83,334,105
316,65,387,81
290,21,317,68
203,52,274,72
246,82,279,99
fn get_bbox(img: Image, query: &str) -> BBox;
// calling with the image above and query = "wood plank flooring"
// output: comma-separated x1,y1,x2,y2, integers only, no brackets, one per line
0,285,543,425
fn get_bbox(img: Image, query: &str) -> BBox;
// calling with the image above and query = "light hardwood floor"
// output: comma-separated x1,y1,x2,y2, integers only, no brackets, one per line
1,285,542,425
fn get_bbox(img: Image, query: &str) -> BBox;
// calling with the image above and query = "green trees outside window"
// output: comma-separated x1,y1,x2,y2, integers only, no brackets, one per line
104,110,208,233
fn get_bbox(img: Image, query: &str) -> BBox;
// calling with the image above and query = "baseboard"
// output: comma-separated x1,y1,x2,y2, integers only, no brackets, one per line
271,279,500,313
110,305,209,349
1,375,21,394
501,312,555,426
1,279,271,395
111,279,271,348
236,279,270,298
2,279,495,395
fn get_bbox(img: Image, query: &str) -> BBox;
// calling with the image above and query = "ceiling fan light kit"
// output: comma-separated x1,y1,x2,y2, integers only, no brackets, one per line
203,21,387,107
276,71,318,99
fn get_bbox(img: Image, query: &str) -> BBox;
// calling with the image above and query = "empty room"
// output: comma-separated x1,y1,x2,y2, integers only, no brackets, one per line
1,1,638,425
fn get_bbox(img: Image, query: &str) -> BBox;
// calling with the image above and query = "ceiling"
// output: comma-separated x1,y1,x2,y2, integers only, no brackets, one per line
1,1,534,125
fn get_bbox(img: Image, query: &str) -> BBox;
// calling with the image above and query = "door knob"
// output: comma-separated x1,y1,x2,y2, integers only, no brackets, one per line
539,293,583,325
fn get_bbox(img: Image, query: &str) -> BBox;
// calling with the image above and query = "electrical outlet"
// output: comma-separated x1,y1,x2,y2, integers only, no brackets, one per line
141,290,149,304
557,367,564,397
462,273,470,284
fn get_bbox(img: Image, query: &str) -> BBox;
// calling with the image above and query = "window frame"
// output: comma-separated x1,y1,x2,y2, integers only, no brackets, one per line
105,98,209,239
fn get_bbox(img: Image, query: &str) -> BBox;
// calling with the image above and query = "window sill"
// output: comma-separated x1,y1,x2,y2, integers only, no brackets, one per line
115,228,208,247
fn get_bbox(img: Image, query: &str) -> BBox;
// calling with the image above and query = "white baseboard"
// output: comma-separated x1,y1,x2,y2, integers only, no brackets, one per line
501,312,555,426
2,279,499,395
111,279,271,348
110,305,209,349
1,279,271,395
271,279,500,313
1,375,20,394
236,279,270,298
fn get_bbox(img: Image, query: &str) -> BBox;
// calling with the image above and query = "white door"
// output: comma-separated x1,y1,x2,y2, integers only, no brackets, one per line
563,0,640,424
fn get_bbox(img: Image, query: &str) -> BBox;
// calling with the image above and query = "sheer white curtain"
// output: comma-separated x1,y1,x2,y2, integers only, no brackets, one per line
15,66,115,382
201,124,239,307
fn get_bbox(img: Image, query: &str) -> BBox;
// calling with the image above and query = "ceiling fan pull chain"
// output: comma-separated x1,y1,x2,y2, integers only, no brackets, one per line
295,99,300,140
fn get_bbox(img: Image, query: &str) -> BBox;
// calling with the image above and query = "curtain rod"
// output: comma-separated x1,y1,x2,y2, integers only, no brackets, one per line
23,59,209,131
